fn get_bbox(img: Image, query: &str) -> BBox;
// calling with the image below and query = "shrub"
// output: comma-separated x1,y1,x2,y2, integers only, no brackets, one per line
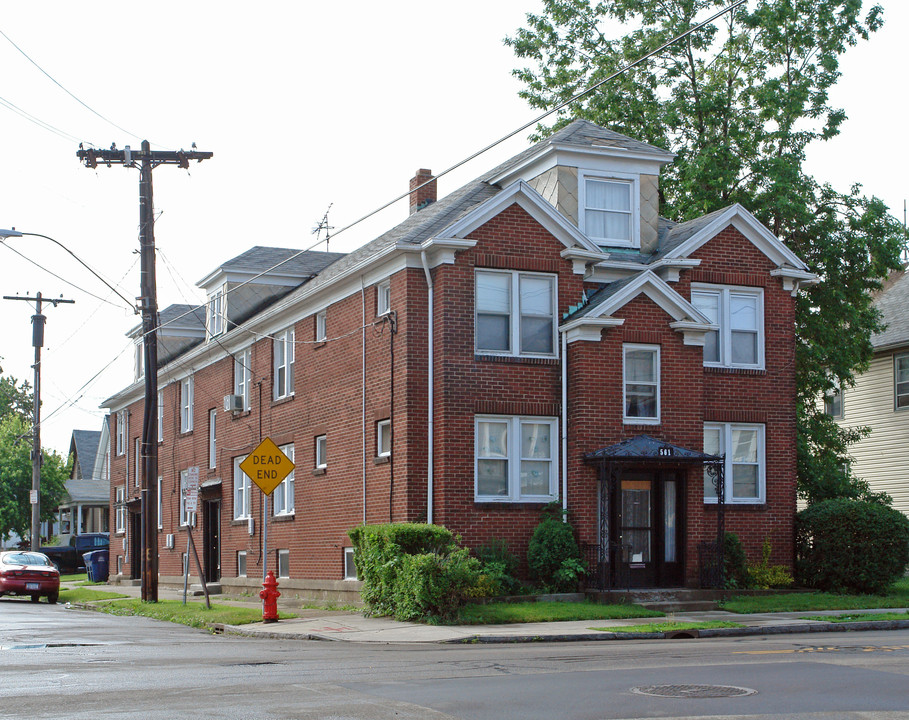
747,538,793,590
392,548,481,622
474,539,521,596
796,498,909,594
348,522,481,619
527,503,581,592
723,532,751,589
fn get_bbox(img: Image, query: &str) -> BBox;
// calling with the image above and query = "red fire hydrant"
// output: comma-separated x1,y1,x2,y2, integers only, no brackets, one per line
260,571,281,623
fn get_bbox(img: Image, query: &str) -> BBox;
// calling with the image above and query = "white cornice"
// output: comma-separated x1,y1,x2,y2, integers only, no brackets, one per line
559,316,625,343
770,266,820,295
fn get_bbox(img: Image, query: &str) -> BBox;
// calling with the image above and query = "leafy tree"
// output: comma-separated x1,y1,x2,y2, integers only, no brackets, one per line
0,360,33,422
507,0,905,502
0,385,70,545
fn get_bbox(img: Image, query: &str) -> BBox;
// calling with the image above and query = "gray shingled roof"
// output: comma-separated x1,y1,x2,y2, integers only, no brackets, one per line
565,275,639,320
584,434,722,462
218,247,346,278
160,303,205,330
872,268,909,349
653,205,735,261
70,430,101,478
62,477,109,504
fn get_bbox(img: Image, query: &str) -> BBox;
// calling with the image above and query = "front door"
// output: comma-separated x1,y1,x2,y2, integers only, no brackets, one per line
128,510,141,580
611,470,684,587
203,500,220,583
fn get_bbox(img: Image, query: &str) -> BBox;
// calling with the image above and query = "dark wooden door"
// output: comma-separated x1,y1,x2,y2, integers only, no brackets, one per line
203,500,220,583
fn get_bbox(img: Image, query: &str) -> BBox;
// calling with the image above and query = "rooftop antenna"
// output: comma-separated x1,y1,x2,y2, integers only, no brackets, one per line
312,204,335,253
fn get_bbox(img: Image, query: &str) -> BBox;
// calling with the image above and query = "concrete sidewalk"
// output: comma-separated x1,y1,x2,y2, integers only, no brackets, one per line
75,581,909,644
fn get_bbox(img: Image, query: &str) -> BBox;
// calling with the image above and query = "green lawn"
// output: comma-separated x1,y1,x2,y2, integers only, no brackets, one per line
590,620,743,634
59,572,88,583
720,578,909,614
455,600,663,625
801,611,909,623
94,598,296,629
59,587,130,603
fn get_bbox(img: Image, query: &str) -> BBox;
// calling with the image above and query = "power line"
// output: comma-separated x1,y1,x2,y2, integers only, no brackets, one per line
0,93,83,144
145,0,745,344
0,27,155,146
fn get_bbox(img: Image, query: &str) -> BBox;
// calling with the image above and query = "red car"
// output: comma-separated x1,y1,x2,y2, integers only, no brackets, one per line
0,551,60,604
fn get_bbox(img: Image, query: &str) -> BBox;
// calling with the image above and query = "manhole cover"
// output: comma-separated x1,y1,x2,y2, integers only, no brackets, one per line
632,684,757,699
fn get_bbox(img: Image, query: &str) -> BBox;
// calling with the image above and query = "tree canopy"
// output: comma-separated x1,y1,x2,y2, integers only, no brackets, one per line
0,364,70,544
507,0,905,502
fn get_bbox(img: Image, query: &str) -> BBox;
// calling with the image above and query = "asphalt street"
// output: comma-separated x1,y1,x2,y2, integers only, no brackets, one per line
2,597,909,719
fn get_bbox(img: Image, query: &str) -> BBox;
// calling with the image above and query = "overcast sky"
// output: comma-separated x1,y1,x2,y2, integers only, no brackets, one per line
1,1,906,456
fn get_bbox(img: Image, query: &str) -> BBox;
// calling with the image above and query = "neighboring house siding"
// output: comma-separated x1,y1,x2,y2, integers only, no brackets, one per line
837,351,909,515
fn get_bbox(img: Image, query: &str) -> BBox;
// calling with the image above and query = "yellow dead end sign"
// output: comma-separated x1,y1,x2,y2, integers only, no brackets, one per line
240,437,295,496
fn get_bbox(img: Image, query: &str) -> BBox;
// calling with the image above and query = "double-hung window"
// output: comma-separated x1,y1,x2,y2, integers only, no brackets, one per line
475,270,556,357
824,379,843,419
895,354,909,410
157,476,163,530
207,284,226,338
377,281,391,316
134,438,141,487
208,409,217,469
234,348,251,410
703,423,765,504
475,416,557,501
316,310,327,342
691,285,763,369
115,487,126,533
274,328,295,400
580,174,636,247
315,435,327,469
180,377,194,433
116,411,126,455
157,390,163,443
623,344,660,423
233,456,251,520
134,339,144,382
273,443,295,516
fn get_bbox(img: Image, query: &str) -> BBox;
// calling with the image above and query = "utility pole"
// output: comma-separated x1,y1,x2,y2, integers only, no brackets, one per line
2,292,75,550
78,141,212,602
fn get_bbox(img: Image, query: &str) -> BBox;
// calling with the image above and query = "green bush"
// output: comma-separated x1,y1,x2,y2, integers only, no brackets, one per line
527,503,581,592
348,522,480,619
392,548,481,622
474,539,521,596
723,532,751,589
747,538,793,590
796,498,909,594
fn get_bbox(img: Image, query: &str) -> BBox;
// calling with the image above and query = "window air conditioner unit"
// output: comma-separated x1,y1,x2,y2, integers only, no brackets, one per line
224,394,244,412
165,534,175,549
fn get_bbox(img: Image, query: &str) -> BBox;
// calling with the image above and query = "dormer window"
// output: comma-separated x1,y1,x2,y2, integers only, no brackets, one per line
207,285,226,338
579,172,639,248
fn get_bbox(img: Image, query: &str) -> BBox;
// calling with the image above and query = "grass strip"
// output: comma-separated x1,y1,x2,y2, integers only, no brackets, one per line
720,578,909,614
59,573,88,583
59,587,130,602
92,598,296,629
590,620,743,634
801,611,909,623
455,600,662,625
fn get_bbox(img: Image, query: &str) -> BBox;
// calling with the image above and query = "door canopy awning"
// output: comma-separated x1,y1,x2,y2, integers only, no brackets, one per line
584,435,722,464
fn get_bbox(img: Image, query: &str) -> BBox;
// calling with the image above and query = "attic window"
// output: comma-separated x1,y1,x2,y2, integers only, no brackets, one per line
207,285,226,338
580,173,638,248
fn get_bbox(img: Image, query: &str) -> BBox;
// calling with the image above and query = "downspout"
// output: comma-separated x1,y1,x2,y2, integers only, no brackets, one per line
361,278,367,524
420,251,434,525
561,330,568,518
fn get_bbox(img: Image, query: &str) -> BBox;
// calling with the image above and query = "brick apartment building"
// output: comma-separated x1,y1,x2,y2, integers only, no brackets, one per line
103,120,816,598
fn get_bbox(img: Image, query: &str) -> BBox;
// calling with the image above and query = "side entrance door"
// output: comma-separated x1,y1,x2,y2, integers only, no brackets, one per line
203,500,220,583
612,470,684,587
128,510,141,580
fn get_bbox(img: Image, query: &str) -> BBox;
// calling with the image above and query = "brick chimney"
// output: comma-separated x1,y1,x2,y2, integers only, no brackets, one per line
409,168,436,215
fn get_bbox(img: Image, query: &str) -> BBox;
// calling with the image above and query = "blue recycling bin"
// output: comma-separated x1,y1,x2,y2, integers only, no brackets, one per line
83,550,109,583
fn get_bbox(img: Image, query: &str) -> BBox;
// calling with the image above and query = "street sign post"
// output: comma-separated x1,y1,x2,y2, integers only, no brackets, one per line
240,438,295,580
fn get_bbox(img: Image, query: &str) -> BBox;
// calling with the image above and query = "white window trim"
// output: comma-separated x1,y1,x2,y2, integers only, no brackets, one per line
207,284,226,339
208,408,217,469
233,456,251,520
376,419,391,458
474,415,559,502
578,170,640,248
180,377,194,433
475,269,558,358
895,353,909,411
116,411,126,456
315,434,327,469
134,438,141,487
134,339,144,382
316,310,327,342
179,469,195,528
273,328,295,400
691,283,765,370
273,443,295,517
377,280,391,316
343,547,357,580
157,390,163,443
157,475,163,530
824,379,844,420
234,348,251,411
277,549,290,578
115,486,126,534
237,550,247,578
704,422,766,505
623,344,660,424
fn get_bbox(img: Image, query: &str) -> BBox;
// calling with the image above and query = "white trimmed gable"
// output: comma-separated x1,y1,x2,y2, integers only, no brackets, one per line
560,271,713,345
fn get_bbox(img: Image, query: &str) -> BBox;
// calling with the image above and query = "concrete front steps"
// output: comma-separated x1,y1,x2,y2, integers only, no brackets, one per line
586,588,727,612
